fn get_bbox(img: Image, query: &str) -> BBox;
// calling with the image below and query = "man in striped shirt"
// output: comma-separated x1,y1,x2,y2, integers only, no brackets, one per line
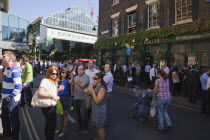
0,51,22,140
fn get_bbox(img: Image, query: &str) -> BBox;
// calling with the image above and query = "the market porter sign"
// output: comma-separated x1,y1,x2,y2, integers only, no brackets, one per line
47,28,97,44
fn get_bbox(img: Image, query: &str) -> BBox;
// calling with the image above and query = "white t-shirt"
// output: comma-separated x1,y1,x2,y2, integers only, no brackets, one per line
39,78,58,96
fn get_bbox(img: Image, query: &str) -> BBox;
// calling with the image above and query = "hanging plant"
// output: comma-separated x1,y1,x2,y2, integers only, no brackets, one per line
94,20,210,50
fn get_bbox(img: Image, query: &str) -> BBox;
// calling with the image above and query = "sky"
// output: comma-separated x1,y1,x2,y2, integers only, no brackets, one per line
10,0,99,23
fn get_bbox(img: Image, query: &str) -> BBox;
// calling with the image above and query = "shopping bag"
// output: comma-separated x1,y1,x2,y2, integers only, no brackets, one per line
56,100,63,115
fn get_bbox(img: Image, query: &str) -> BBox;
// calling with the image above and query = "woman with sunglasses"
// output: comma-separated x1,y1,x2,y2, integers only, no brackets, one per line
38,66,62,140
55,68,74,137
86,72,107,140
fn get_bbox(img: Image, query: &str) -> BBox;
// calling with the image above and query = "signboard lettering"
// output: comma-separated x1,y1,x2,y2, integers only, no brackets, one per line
48,28,97,44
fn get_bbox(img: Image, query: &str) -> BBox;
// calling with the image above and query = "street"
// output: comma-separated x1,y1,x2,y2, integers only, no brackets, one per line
18,75,210,140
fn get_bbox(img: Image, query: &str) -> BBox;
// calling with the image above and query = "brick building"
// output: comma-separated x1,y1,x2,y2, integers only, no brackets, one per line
97,0,210,70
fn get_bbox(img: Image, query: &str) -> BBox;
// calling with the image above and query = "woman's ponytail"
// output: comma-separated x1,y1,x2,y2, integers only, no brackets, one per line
158,70,168,81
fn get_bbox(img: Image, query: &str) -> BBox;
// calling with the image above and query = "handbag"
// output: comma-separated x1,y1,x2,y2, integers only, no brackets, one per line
85,95,92,109
31,89,58,107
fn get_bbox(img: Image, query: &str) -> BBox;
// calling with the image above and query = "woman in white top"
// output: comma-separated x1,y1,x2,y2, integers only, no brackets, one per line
38,66,62,140
172,66,180,96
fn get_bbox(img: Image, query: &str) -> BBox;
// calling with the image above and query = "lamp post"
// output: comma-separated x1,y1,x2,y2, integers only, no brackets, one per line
92,26,98,31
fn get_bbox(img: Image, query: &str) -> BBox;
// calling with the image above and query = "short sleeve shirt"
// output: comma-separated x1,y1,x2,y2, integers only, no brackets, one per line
155,78,171,100
74,74,90,100
39,78,58,97
58,79,70,96
22,64,33,82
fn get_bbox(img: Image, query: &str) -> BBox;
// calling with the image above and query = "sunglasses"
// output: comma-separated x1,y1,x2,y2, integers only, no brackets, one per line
93,77,99,80
51,73,58,76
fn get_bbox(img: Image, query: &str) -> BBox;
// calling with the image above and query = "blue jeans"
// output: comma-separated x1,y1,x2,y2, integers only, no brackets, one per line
1,99,20,140
20,82,33,106
157,98,172,129
74,99,88,130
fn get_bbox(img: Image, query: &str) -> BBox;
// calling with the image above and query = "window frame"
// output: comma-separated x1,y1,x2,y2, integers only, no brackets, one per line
111,17,119,37
147,1,160,29
128,11,137,33
175,0,193,25
112,0,119,6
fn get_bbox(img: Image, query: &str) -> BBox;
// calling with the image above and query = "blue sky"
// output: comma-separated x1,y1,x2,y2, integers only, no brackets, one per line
10,0,99,23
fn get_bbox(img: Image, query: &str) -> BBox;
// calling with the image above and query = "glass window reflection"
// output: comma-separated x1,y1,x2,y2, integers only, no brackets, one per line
1,12,29,43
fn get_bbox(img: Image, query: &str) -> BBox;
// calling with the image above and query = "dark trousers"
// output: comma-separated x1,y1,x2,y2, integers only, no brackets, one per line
41,107,56,140
132,75,136,87
106,92,112,124
74,99,88,130
188,86,198,104
1,99,20,140
145,72,150,84
151,77,158,89
181,80,188,97
136,74,140,86
201,90,210,113
0,85,2,101
20,82,33,106
172,83,180,96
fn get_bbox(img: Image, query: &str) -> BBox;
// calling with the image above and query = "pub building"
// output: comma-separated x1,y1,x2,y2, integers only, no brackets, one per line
97,0,210,70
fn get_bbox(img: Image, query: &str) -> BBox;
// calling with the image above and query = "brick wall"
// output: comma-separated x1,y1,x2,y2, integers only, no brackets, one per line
99,0,210,40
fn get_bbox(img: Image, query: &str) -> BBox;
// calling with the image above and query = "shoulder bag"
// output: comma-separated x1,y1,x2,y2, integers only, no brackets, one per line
31,80,58,107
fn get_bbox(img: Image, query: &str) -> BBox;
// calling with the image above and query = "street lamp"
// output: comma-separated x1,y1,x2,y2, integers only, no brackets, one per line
92,26,98,31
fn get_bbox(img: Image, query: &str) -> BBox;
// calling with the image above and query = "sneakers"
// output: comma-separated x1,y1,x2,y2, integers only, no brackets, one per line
70,106,74,110
58,132,66,137
55,129,61,135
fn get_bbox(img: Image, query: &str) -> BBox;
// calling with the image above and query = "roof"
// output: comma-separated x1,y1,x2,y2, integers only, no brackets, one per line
41,7,98,36
31,17,43,25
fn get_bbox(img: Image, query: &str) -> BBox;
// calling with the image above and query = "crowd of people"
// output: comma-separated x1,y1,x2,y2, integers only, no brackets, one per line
0,50,210,139
0,51,113,140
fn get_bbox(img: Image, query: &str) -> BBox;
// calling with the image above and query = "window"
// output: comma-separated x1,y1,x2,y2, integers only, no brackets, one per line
176,0,192,22
128,11,136,33
112,17,119,37
113,0,119,5
148,2,159,28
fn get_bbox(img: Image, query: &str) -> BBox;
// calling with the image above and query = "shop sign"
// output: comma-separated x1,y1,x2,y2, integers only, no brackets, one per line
101,30,109,35
47,28,97,44
144,39,160,44
126,48,131,55
176,35,203,41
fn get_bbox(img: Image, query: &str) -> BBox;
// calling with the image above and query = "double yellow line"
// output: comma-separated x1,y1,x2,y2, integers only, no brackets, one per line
20,107,40,140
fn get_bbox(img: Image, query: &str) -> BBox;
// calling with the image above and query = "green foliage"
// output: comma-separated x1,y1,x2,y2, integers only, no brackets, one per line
95,20,210,50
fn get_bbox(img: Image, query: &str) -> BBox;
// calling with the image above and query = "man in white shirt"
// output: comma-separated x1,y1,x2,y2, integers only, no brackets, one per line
85,61,99,86
113,62,119,73
150,64,158,88
103,64,113,125
163,63,170,75
122,63,127,74
145,62,151,84
135,63,141,87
